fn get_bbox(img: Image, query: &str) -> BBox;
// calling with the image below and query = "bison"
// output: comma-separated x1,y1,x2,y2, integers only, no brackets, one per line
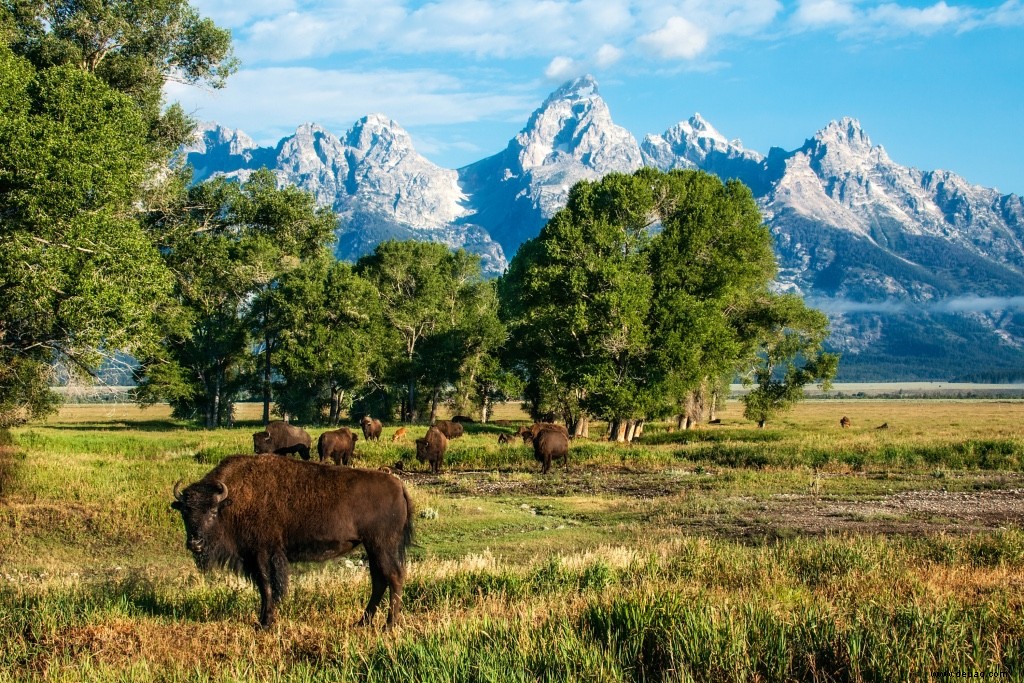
497,432,515,445
520,422,569,444
415,426,448,474
433,420,464,440
171,455,413,629
391,427,408,443
839,416,852,429
451,415,475,423
360,416,383,441
531,427,569,474
253,420,312,460
318,428,358,466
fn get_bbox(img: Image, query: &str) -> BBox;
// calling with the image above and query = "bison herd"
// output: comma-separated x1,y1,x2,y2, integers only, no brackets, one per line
252,417,569,477
174,415,573,630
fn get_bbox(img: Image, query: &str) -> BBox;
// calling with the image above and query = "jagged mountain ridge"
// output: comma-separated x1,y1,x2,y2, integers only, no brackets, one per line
183,76,1024,379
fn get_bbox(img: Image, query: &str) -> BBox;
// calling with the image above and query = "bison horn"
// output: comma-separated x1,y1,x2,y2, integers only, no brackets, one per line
173,479,185,501
212,480,229,503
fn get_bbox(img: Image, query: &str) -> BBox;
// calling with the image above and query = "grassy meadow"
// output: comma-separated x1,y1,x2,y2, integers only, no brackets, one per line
1,399,1022,681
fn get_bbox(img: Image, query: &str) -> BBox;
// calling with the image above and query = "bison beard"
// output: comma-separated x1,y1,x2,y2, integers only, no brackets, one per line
171,455,413,629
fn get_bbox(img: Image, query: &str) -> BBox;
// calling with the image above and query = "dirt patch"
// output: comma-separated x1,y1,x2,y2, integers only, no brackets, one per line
727,488,1024,539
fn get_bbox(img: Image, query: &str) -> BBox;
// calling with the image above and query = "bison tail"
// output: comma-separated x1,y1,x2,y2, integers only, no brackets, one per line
399,484,416,566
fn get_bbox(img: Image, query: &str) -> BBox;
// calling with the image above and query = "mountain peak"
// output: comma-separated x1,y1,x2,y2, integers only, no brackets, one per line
546,74,600,104
816,117,872,151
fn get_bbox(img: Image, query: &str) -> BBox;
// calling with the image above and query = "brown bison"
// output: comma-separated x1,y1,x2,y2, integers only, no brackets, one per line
253,420,312,460
451,415,475,423
532,427,569,474
360,416,383,441
840,416,852,429
433,420,464,440
415,426,448,474
497,432,515,445
171,455,413,629
520,422,569,444
318,428,358,466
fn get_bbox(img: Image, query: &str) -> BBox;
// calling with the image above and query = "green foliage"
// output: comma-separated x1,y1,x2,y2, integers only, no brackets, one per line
502,168,835,430
0,46,172,425
136,170,336,426
356,241,505,422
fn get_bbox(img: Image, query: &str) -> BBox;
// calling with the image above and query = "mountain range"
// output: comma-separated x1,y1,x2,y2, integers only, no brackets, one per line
181,76,1024,381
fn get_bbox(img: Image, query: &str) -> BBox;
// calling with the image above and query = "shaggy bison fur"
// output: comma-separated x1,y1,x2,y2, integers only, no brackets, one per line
531,427,569,474
520,422,569,444
171,455,413,628
360,416,383,441
432,420,464,440
253,421,312,460
317,428,358,466
415,426,448,474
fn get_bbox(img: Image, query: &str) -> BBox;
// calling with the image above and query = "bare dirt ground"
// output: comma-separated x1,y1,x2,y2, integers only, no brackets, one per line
404,468,1024,540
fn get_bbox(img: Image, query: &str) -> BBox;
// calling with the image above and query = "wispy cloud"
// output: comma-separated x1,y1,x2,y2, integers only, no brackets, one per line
165,67,537,144
792,0,1021,36
811,295,1024,315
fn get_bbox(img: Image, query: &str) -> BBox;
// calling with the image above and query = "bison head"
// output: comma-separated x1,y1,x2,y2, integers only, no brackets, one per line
414,438,429,462
171,478,232,570
253,431,273,454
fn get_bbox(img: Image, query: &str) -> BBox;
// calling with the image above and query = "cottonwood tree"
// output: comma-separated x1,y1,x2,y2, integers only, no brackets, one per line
0,1,234,425
137,170,335,427
270,253,388,425
356,241,503,423
500,171,659,440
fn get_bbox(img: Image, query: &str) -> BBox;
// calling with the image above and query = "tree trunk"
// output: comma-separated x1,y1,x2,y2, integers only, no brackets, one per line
262,335,271,426
429,388,440,425
613,419,628,443
580,416,589,439
482,394,491,424
634,419,644,438
624,420,636,443
329,385,340,425
211,373,221,429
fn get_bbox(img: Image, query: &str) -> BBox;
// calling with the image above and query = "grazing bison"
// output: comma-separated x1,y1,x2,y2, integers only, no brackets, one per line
253,421,312,460
532,427,569,474
451,415,475,423
318,428,358,466
171,455,413,629
839,416,852,429
391,427,408,443
360,416,383,441
876,422,889,430
433,420,464,440
497,433,515,445
415,426,448,474
520,422,569,444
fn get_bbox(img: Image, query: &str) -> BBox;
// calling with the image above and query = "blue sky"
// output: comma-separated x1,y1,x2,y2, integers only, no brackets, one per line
169,0,1024,195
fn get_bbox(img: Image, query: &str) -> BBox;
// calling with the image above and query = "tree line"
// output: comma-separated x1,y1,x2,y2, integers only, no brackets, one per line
0,1,837,433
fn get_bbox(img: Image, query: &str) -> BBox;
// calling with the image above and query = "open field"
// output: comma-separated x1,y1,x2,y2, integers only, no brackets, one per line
1,400,1023,681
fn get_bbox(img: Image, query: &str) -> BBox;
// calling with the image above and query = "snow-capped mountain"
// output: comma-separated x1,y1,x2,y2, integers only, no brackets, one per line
457,75,644,255
182,77,1024,379
182,117,507,274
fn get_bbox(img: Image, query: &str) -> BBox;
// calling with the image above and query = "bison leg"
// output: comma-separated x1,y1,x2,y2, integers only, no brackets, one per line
359,549,405,628
299,445,311,461
246,552,278,628
269,551,290,607
358,562,389,627
542,454,551,474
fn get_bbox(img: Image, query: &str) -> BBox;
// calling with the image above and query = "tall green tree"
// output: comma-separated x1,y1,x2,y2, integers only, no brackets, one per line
270,252,388,425
500,171,658,437
740,294,839,428
646,170,778,428
356,241,503,423
137,169,335,427
0,1,234,425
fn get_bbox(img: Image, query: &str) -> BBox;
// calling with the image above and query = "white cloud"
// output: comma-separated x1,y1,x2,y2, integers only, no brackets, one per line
866,2,967,34
545,56,581,80
640,16,710,60
165,67,537,143
794,0,856,26
595,43,624,68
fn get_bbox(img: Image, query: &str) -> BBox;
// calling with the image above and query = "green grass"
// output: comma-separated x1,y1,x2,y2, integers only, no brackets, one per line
1,400,1024,680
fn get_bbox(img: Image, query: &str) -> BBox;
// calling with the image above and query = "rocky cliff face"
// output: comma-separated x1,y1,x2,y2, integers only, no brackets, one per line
182,77,1024,379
